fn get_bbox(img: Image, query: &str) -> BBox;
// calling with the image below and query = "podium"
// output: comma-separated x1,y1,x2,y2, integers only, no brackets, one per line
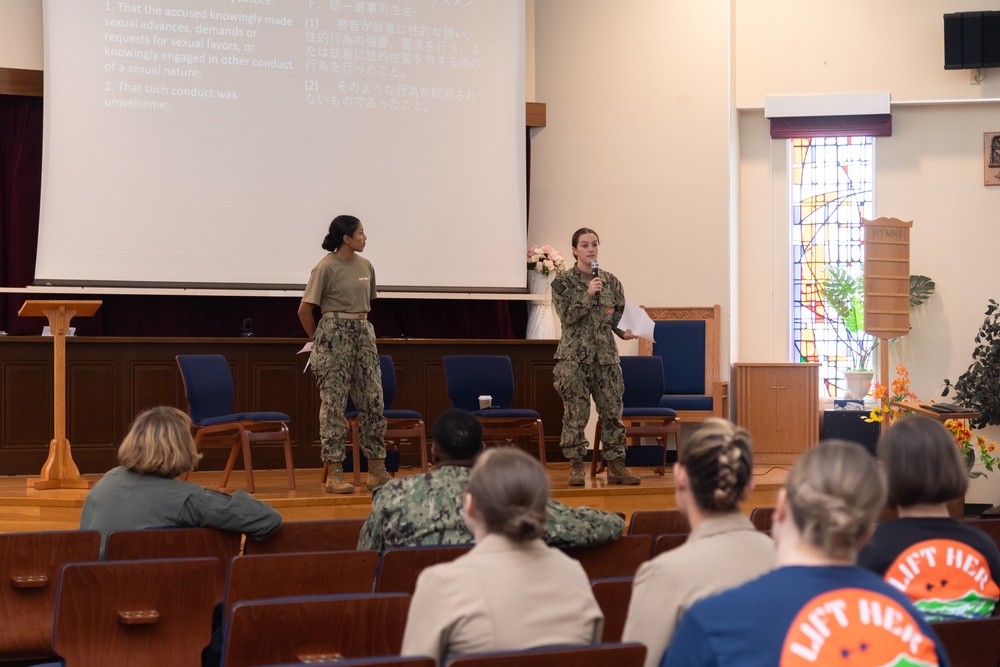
17,300,102,490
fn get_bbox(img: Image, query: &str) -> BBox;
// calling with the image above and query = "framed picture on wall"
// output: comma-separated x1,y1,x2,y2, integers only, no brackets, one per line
986,132,1000,186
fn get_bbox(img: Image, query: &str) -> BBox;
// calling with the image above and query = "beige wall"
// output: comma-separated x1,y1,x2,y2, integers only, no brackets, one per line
0,1,42,70
734,0,1000,107
531,0,732,364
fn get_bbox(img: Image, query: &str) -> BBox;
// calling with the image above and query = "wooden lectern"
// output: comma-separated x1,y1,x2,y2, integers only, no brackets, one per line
17,300,102,490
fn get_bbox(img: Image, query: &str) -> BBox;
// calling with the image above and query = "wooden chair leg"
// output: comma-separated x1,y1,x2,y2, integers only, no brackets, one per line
590,423,604,477
417,422,429,473
535,419,546,465
280,425,296,490
674,418,683,460
240,429,255,494
218,432,242,490
350,420,362,486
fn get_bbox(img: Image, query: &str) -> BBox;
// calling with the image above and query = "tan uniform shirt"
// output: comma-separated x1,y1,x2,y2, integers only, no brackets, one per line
301,253,376,313
401,533,604,666
621,512,776,667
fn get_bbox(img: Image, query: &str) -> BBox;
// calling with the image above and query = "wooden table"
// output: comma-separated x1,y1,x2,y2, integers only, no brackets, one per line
894,401,980,423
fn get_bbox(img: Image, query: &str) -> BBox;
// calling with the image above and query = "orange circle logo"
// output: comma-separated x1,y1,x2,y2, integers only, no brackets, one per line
779,588,938,666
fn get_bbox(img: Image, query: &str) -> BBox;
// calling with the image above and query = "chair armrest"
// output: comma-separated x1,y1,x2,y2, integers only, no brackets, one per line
712,381,729,420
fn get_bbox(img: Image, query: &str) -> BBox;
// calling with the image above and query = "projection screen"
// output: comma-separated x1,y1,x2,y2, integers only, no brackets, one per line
37,0,527,292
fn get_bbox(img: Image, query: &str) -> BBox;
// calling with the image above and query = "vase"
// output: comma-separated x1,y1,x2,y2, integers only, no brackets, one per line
525,271,561,340
843,370,874,400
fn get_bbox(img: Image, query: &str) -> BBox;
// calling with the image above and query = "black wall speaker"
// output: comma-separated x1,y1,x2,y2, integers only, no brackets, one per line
945,11,1000,70
945,13,965,69
984,12,1000,68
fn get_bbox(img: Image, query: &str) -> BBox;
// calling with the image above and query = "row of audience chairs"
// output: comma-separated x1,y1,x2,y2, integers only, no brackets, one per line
0,522,654,664
8,515,1000,666
6,539,648,666
47,550,1000,666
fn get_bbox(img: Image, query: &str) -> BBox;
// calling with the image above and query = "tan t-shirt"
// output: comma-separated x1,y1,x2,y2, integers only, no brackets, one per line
301,253,377,313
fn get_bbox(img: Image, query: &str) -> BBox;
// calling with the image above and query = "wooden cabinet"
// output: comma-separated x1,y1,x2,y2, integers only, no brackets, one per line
732,363,820,465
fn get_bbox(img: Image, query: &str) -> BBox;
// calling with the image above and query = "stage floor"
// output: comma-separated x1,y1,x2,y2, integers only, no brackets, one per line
0,462,791,534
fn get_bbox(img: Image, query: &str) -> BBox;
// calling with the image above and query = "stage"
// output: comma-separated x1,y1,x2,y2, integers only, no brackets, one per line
0,463,791,534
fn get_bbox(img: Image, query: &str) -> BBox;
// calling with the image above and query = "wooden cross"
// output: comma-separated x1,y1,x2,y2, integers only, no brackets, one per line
771,383,787,428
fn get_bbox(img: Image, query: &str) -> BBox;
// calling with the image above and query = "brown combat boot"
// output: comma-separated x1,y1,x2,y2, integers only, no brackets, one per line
568,459,586,487
324,462,354,494
607,457,641,485
366,458,393,492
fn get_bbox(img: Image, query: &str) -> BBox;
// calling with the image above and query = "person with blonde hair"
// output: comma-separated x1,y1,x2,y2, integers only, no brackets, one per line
622,419,774,667
663,440,949,666
80,406,282,558
401,447,603,666
859,415,1000,620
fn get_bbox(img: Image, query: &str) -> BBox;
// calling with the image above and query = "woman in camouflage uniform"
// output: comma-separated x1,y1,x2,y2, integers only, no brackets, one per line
550,228,640,487
297,215,390,494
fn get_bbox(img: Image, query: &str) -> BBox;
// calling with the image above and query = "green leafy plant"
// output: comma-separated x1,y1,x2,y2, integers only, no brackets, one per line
818,266,877,371
942,299,1000,430
818,268,936,372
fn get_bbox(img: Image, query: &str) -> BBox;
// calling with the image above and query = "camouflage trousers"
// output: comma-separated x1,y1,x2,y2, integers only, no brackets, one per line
553,360,626,461
310,317,387,463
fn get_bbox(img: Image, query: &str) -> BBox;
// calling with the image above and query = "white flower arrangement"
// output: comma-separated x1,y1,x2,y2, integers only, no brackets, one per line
526,244,569,278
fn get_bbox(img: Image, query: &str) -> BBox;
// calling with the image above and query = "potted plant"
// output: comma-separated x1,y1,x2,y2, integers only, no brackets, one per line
942,299,1000,430
818,267,935,398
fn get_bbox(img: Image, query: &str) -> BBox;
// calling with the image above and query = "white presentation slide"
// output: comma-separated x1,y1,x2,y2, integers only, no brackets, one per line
37,0,526,292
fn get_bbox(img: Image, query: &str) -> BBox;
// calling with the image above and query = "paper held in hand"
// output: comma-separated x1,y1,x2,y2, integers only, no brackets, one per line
298,342,313,373
619,302,656,341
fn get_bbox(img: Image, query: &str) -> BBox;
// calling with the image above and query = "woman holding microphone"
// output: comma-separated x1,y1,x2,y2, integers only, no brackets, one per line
551,227,639,487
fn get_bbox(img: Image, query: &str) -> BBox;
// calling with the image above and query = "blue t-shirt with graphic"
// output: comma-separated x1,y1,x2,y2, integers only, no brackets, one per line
662,565,949,667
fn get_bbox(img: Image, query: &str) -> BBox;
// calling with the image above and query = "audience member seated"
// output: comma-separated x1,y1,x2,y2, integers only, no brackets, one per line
400,447,603,666
80,406,282,558
358,409,623,551
663,440,949,666
859,415,1000,621
622,419,774,667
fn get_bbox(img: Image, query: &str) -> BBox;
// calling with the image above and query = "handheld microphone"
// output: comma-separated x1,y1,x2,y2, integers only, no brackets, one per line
591,258,600,309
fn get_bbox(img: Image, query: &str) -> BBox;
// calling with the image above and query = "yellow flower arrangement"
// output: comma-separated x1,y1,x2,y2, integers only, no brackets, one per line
864,365,999,478
945,419,1000,479
863,365,918,427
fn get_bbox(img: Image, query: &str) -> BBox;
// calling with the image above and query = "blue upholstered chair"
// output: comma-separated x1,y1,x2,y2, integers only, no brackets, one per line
591,356,681,477
638,305,728,423
176,354,295,493
442,355,546,463
322,355,427,486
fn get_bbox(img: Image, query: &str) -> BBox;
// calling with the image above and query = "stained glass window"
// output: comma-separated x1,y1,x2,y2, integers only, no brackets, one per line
790,136,874,397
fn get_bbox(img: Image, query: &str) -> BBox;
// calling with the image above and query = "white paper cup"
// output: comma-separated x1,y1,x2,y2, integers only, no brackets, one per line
478,395,492,409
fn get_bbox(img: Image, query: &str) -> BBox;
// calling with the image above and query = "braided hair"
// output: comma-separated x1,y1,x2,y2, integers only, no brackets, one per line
680,418,754,513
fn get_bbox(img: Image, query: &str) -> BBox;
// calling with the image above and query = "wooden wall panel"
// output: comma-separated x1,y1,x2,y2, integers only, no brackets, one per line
0,338,559,474
130,362,183,418
2,362,51,447
67,362,116,448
